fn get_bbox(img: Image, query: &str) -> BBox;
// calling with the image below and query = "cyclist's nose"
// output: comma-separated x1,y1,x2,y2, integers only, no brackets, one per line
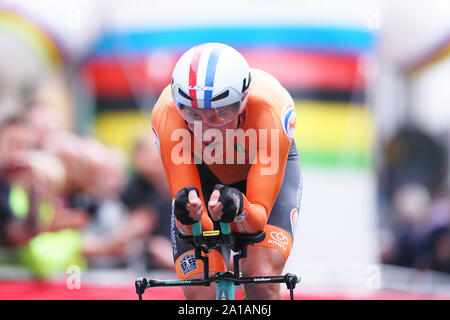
199,112,218,124
208,115,218,123
202,122,215,133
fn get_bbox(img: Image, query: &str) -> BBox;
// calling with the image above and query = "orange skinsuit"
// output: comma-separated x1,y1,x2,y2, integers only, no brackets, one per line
151,69,297,278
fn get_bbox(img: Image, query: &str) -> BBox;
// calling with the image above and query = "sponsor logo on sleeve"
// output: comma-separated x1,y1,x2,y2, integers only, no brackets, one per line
281,104,296,142
232,193,241,215
234,211,248,223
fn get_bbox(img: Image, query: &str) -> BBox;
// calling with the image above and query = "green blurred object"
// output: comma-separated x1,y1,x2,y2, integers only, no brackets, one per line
18,229,86,278
9,185,29,219
8,185,86,278
38,200,55,229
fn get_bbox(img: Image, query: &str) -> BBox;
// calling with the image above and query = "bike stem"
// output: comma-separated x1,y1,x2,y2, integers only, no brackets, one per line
193,222,236,280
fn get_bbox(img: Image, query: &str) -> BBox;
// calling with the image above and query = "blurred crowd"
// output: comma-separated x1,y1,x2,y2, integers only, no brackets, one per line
0,101,174,278
0,101,449,279
378,127,450,274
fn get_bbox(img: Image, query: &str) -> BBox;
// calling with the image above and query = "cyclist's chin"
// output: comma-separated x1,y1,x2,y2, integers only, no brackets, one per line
202,140,222,149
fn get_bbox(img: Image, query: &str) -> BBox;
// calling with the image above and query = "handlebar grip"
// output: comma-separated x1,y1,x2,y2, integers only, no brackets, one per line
220,222,231,235
193,222,230,236
192,221,202,236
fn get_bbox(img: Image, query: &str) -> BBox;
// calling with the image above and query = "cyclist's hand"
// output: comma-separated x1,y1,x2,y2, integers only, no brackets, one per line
208,189,224,221
174,186,203,225
208,184,244,223
186,189,203,221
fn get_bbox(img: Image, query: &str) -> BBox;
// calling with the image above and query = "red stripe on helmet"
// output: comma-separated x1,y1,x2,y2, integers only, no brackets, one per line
188,45,205,108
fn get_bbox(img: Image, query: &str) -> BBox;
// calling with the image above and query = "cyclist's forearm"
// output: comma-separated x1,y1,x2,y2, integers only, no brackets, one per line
230,194,268,233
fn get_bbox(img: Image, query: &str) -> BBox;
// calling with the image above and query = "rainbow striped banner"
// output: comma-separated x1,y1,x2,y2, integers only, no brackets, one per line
0,9,64,67
82,25,376,169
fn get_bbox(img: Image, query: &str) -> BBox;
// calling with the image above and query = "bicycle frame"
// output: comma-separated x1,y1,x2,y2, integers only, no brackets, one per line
135,222,300,300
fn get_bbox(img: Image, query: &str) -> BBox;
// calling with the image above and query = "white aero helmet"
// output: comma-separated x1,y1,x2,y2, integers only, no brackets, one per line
171,43,251,126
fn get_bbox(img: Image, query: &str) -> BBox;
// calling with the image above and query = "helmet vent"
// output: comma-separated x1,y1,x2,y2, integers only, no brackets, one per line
241,72,251,92
178,88,193,101
210,90,229,102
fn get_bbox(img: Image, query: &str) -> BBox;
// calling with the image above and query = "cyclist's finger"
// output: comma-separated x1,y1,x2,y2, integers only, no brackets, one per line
208,199,223,213
208,189,220,206
188,189,201,204
186,201,202,213
187,189,203,213
209,202,224,221
188,206,203,221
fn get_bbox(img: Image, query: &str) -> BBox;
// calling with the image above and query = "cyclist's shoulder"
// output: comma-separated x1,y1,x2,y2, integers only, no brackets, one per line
250,68,282,89
151,85,174,118
151,85,184,131
246,69,294,130
248,68,294,117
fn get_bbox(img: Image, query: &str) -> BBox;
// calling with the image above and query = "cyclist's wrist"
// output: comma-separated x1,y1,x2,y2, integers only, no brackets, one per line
174,186,201,225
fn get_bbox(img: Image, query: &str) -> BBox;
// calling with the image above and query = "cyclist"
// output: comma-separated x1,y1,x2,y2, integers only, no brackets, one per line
151,43,302,300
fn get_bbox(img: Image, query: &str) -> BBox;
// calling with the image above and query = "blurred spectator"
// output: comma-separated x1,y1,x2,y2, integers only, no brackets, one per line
385,183,431,268
0,115,84,244
82,137,126,199
25,101,65,150
79,137,173,269
0,114,89,278
423,189,450,274
1,105,173,275
53,131,172,271
120,134,173,270
380,182,450,274
22,106,90,235
51,134,130,266
426,225,450,274
378,126,450,274
427,189,450,231
80,144,128,266
0,115,37,245
381,127,447,200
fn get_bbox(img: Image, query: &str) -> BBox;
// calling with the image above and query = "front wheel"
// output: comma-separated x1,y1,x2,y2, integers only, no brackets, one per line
216,279,235,300
217,288,230,300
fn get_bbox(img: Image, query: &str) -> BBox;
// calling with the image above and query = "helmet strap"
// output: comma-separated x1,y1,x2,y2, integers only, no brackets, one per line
237,108,247,129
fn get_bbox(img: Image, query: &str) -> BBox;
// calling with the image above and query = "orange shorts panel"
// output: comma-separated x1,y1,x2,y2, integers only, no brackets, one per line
252,224,293,261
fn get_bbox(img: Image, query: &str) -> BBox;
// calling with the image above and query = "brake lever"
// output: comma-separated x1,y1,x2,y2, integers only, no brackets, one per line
284,273,300,300
135,277,148,300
